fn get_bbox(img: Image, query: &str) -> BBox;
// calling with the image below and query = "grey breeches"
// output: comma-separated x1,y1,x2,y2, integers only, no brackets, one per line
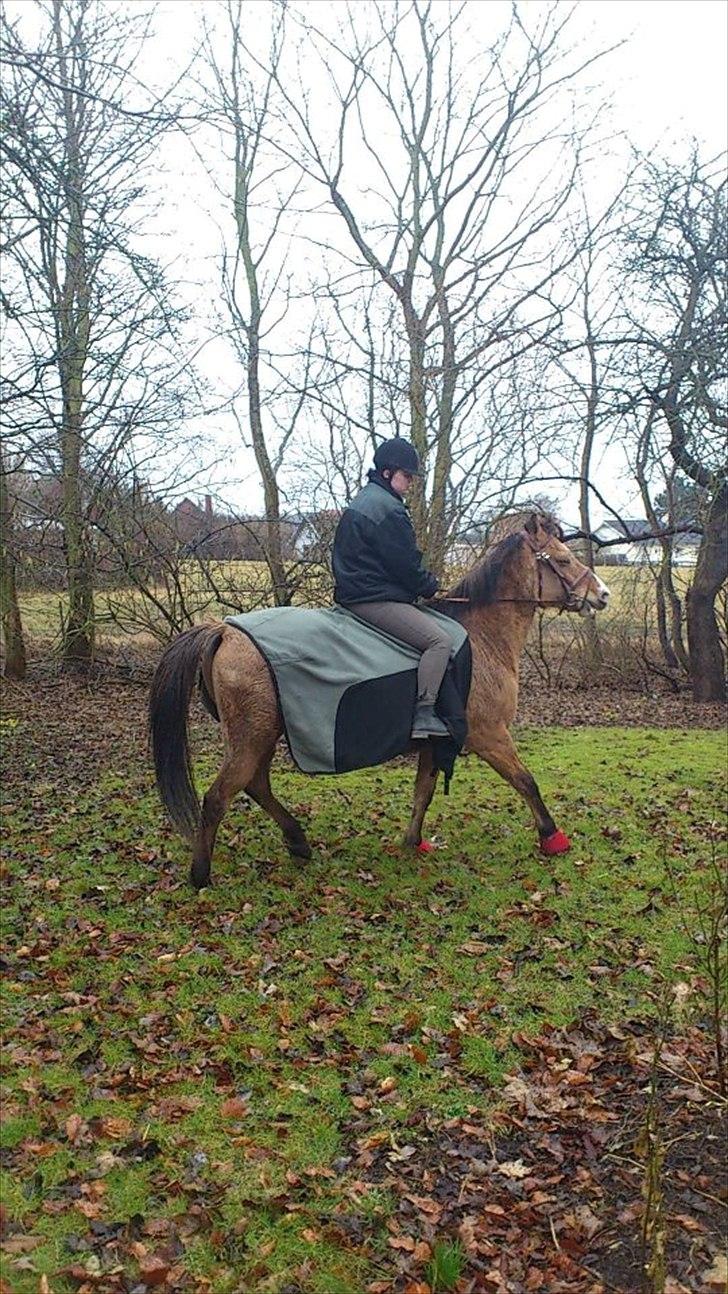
345,601,452,705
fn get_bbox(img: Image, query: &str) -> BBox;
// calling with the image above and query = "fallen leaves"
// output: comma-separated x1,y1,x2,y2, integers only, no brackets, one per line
344,1012,727,1293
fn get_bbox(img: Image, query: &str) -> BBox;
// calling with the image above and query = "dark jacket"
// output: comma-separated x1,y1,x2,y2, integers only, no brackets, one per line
333,471,439,605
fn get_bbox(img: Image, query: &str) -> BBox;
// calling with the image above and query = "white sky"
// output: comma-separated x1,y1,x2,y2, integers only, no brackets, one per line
148,0,727,521
6,0,728,524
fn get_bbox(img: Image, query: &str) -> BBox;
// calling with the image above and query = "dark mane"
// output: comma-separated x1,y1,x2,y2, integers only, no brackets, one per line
437,530,526,620
434,512,565,621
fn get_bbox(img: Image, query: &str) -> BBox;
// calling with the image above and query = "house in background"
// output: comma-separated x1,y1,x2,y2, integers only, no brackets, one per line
594,519,701,566
292,509,342,561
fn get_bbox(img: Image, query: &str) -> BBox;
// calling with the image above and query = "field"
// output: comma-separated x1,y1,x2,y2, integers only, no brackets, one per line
15,562,697,649
1,674,725,1294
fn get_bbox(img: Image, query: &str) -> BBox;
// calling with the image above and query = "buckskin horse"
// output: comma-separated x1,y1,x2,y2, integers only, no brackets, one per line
149,512,609,888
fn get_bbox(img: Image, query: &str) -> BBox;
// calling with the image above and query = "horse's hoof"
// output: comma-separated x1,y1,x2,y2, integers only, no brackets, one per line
288,839,312,861
540,829,571,856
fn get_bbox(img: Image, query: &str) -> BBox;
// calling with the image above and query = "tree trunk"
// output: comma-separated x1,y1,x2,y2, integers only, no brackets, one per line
404,303,428,548
577,307,601,662
60,429,94,666
660,555,689,671
234,120,290,607
426,270,456,577
247,321,289,606
0,459,27,680
685,483,727,702
55,0,94,668
654,575,679,670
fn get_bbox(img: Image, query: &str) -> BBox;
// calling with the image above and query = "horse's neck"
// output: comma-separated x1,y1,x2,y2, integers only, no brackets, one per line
466,601,535,666
464,554,536,666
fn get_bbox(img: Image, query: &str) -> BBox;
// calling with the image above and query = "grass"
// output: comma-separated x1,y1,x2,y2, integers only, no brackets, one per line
427,1240,466,1291
0,721,723,1292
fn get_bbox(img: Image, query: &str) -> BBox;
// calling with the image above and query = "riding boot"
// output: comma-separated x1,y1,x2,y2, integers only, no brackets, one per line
411,702,449,739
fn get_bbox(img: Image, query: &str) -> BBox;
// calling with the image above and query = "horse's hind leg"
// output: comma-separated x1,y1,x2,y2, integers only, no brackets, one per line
191,749,260,890
246,752,312,861
404,745,439,848
471,723,570,855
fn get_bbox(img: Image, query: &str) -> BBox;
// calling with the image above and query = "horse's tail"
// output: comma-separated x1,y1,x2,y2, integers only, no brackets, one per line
148,623,224,840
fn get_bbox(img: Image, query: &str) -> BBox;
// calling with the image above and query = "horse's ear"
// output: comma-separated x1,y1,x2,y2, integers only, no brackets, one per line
524,512,541,536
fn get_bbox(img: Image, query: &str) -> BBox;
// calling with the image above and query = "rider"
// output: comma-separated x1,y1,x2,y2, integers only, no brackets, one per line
332,437,451,739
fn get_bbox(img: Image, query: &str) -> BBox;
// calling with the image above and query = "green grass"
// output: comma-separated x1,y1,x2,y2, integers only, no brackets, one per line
428,1239,466,1291
0,725,723,1291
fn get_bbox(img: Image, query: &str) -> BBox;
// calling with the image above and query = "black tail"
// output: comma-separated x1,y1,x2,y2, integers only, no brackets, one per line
148,624,223,840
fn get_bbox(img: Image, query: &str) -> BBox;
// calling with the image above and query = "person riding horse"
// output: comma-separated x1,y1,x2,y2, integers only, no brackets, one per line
332,437,452,739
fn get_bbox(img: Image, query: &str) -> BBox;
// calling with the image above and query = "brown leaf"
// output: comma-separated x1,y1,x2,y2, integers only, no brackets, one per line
402,1011,422,1034
157,1096,202,1120
671,1212,705,1233
98,1116,133,1139
138,1255,170,1287
220,1097,249,1119
1,1235,42,1254
497,1158,531,1179
389,1234,415,1251
378,1076,397,1094
76,1199,104,1219
65,1113,85,1143
701,1254,728,1290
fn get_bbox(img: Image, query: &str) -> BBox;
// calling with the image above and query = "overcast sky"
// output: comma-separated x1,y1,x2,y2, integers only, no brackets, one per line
145,0,727,519
7,0,727,523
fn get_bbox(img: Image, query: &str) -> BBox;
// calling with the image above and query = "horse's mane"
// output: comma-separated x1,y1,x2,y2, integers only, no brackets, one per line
437,512,563,621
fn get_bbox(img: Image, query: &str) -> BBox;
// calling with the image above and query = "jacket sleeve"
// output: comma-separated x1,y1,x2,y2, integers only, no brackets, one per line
377,509,439,598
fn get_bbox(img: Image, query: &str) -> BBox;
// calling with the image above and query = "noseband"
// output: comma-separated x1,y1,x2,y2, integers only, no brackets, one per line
520,529,592,611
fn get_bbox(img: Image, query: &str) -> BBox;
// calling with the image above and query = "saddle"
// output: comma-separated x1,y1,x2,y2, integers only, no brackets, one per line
223,605,471,789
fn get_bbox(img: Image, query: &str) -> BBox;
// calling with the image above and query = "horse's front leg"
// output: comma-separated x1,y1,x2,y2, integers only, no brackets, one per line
470,723,570,855
404,745,439,850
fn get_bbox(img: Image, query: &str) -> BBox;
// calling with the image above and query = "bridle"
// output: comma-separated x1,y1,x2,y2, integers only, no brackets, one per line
436,528,598,612
519,529,593,612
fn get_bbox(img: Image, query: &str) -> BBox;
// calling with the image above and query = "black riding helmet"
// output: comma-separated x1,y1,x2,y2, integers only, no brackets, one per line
373,437,421,476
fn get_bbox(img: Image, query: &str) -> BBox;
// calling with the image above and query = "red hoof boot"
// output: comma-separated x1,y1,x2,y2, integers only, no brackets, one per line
540,829,571,856
417,839,436,853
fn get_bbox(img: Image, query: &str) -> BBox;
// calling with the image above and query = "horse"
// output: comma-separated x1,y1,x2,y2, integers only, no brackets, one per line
149,511,610,888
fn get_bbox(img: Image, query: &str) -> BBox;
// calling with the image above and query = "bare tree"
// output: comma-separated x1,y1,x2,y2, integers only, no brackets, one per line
0,439,27,679
624,151,726,702
199,0,312,606
256,1,617,571
0,0,197,666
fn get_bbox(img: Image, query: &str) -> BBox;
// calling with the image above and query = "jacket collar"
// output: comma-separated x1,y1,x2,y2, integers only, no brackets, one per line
367,468,407,505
